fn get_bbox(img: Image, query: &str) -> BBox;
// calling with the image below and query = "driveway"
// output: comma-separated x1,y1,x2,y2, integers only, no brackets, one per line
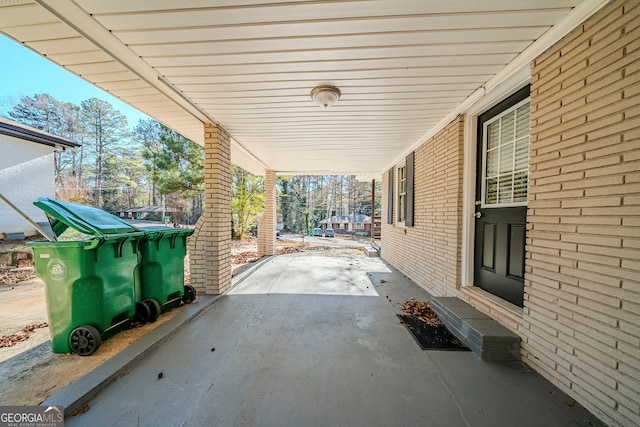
279,232,375,248
67,250,603,427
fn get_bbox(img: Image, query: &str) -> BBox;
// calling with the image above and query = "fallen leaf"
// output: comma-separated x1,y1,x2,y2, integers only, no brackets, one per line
401,299,442,326
0,322,49,348
73,404,90,416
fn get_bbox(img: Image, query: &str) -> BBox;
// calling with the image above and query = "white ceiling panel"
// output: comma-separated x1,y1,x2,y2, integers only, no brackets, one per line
46,49,116,66
132,28,548,57
146,42,527,68
2,22,76,41
110,12,570,45
26,37,99,55
0,3,52,27
87,1,580,30
66,61,129,76
155,55,514,77
0,0,606,177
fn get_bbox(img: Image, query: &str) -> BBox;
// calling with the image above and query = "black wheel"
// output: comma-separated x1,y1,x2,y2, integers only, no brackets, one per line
183,285,196,304
69,325,101,356
135,300,152,323
145,298,161,323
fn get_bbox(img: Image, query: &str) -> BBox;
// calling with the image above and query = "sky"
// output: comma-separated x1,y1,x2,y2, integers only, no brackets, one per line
0,34,150,126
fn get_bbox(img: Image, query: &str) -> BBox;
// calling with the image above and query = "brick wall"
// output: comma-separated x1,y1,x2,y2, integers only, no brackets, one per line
525,1,640,425
381,116,464,297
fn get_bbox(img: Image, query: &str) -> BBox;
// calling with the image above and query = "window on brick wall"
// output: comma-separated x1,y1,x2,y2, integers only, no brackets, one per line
481,100,530,207
354,223,364,230
392,151,415,227
387,167,394,224
397,163,406,223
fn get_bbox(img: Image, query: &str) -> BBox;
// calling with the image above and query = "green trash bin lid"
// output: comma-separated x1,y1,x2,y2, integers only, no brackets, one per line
33,197,141,239
134,225,194,241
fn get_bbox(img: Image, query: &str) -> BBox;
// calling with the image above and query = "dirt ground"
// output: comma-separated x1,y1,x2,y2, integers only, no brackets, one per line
0,237,261,361
0,236,359,406
0,303,189,406
0,280,49,361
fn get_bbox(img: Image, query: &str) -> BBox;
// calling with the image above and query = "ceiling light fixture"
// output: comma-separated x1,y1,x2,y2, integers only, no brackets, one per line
311,85,341,109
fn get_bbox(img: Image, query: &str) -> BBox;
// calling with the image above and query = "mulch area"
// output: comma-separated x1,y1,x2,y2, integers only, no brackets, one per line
276,246,306,255
398,299,469,351
232,246,307,264
232,240,316,263
232,251,260,264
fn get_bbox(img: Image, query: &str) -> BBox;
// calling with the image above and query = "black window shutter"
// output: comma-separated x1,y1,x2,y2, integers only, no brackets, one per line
405,151,415,227
387,167,394,224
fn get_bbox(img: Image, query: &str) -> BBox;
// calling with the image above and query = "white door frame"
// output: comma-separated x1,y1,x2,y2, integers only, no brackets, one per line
460,68,530,287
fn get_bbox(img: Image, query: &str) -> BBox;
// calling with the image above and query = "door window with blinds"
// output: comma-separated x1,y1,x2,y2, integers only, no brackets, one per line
481,99,530,207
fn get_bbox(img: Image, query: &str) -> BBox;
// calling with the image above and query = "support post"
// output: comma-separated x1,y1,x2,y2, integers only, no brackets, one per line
188,123,232,295
258,169,276,257
371,179,376,239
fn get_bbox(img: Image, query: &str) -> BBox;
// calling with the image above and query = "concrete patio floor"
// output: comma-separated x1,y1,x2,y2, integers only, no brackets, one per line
66,251,604,427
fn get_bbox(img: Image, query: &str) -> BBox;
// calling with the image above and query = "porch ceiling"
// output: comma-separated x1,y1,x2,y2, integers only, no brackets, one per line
0,0,601,177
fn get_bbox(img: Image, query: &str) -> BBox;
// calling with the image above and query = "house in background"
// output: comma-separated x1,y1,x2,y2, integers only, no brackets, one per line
115,206,174,221
0,117,79,239
320,214,372,236
248,213,284,236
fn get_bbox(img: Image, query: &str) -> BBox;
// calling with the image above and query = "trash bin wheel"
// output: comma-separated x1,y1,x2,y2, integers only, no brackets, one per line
69,325,101,356
135,300,152,323
183,285,196,304
145,298,161,323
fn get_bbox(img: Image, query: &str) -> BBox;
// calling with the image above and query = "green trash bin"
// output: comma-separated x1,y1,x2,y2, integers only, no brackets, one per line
136,225,195,317
26,198,145,356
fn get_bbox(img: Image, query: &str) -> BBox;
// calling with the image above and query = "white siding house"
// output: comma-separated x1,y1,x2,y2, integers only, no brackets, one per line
0,117,78,238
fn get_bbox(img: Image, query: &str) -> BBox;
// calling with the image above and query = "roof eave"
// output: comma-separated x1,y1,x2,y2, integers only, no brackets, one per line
0,120,80,149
